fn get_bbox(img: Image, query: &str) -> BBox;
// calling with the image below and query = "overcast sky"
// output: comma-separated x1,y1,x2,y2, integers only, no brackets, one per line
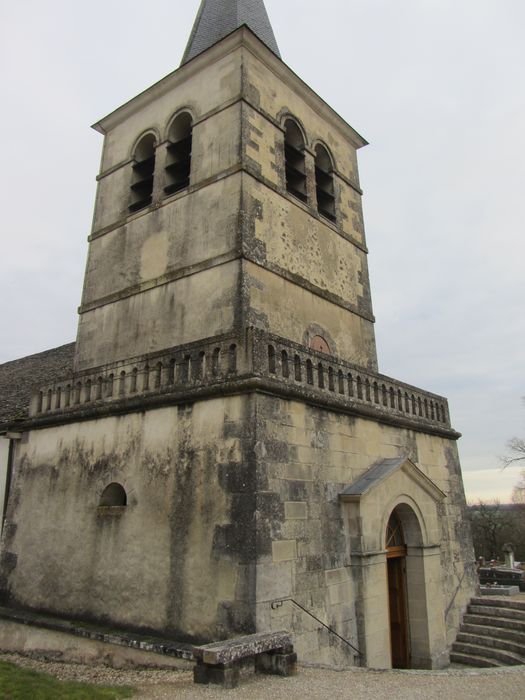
0,0,523,501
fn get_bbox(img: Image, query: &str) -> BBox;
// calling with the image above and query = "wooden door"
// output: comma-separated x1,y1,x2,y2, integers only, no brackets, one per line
386,511,410,669
387,556,409,669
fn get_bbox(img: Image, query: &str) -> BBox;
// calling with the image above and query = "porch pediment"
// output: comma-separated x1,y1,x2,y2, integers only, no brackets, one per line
339,457,446,504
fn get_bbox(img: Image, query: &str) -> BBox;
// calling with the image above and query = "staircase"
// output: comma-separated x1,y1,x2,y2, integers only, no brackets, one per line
451,596,525,667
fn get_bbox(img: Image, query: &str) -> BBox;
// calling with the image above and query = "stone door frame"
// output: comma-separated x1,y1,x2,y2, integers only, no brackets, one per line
340,457,449,669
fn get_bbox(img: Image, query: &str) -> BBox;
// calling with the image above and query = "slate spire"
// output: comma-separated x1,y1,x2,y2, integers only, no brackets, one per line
182,0,281,65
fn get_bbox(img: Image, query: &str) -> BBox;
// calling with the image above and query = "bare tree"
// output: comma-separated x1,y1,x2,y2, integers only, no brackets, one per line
501,397,524,468
502,437,525,468
469,500,513,561
512,470,525,505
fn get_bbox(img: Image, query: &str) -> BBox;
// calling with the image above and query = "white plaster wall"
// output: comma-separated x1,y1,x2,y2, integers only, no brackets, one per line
0,439,9,520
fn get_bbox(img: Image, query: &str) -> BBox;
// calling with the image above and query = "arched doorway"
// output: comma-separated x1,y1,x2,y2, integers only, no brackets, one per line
340,458,448,669
386,509,410,668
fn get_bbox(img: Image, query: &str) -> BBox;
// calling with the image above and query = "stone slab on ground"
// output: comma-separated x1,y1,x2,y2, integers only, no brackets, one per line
193,630,292,665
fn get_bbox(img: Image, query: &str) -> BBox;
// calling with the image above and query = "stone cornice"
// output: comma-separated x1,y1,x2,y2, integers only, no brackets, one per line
92,28,367,152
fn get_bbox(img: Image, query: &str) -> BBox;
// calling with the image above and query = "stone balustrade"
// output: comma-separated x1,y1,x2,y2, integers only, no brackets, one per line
262,332,450,429
29,329,451,431
30,334,242,417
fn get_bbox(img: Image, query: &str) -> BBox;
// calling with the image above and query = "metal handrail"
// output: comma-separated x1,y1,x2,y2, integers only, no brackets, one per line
270,598,362,657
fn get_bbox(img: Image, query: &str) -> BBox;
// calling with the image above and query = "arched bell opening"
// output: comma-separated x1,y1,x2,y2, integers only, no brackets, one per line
129,133,156,213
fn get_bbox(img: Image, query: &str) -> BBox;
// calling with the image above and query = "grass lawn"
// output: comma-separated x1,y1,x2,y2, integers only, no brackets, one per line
0,660,134,699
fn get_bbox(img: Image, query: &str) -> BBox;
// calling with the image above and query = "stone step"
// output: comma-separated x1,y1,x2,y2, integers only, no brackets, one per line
450,651,501,668
471,596,525,612
456,632,525,660
451,641,524,666
461,622,525,646
463,613,525,633
468,604,525,622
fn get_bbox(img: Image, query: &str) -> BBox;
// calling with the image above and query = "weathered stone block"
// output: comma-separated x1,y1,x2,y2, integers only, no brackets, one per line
255,651,298,676
272,540,297,562
284,501,307,520
194,662,240,688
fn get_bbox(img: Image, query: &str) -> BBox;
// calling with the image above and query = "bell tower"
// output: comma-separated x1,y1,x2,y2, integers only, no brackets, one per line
75,0,377,373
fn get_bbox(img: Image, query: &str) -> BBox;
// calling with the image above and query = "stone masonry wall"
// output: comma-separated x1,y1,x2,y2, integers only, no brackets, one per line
253,394,477,668
0,396,257,644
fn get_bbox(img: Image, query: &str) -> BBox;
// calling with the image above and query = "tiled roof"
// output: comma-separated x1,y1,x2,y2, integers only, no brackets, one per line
0,343,75,429
182,0,281,65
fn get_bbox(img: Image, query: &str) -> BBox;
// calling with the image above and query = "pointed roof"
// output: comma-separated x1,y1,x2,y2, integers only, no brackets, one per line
182,0,281,65
339,457,447,503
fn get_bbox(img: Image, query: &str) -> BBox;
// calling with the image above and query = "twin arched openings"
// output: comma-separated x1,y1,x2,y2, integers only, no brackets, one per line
130,113,334,219
129,112,193,213
284,118,336,222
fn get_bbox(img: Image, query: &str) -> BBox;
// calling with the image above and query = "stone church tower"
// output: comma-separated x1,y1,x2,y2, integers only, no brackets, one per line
0,0,476,670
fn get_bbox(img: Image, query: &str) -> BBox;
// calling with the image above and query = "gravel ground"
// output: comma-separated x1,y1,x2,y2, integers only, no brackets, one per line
2,653,524,700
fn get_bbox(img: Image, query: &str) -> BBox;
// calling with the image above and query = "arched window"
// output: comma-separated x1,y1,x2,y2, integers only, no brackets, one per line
284,119,307,202
386,510,406,557
314,144,336,222
165,112,192,196
309,335,331,355
129,133,156,213
99,482,127,507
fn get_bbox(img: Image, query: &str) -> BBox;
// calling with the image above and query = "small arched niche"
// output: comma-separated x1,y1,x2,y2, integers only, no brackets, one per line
99,482,127,507
165,112,193,196
129,133,156,213
310,335,331,355
314,144,336,222
284,118,307,202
